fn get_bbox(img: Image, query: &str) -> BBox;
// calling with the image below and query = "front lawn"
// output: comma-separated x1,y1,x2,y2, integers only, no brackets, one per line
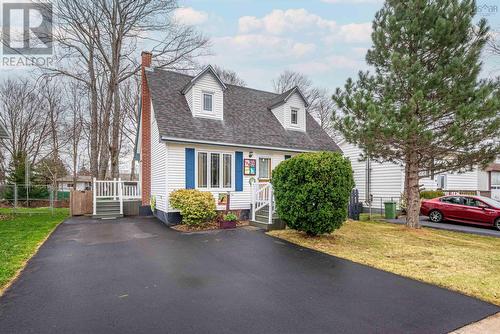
0,208,69,294
268,220,500,305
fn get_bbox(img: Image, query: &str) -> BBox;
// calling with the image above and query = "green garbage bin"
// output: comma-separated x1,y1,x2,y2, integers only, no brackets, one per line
384,202,397,219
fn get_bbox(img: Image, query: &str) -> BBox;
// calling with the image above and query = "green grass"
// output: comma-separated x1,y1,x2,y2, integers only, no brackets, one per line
269,219,500,305
0,208,69,293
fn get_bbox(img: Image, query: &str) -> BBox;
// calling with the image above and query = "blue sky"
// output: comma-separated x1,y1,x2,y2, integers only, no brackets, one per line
175,0,500,92
1,0,499,93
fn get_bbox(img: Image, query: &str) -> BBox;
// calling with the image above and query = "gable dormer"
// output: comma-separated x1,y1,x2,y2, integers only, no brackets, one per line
269,87,309,132
182,65,227,120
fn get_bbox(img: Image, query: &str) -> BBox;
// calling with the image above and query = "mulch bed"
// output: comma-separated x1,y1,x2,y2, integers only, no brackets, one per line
171,220,250,233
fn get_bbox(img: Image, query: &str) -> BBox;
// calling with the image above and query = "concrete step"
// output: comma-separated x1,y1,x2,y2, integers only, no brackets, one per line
93,213,123,219
250,219,286,231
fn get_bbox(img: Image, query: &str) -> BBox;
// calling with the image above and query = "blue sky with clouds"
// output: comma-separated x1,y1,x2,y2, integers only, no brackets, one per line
175,0,500,92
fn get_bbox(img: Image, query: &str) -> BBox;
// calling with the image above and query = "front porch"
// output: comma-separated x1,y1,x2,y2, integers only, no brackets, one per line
93,178,141,219
250,182,285,230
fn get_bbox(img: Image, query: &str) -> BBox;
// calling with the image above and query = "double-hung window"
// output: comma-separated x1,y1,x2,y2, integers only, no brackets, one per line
197,151,233,189
291,108,298,125
203,93,213,112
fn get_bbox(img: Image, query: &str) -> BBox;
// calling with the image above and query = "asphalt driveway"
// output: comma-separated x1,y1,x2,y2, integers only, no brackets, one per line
386,216,500,238
0,217,498,334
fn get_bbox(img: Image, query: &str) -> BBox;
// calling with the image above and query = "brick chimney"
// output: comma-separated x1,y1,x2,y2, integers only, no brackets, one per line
141,51,152,206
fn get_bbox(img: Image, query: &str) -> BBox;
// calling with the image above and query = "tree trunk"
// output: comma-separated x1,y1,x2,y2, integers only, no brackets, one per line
130,159,135,181
406,152,421,228
110,86,121,178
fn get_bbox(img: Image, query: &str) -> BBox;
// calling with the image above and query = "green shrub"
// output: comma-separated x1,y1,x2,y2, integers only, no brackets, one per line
170,189,216,226
272,152,354,236
420,190,445,199
223,213,238,222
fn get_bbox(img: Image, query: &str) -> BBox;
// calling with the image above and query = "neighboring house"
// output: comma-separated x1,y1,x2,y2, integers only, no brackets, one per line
482,158,500,201
338,139,491,210
0,123,8,139
57,175,92,191
135,52,339,225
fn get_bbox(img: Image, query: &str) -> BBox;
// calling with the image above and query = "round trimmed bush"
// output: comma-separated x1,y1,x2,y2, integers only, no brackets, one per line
170,189,216,226
272,152,354,236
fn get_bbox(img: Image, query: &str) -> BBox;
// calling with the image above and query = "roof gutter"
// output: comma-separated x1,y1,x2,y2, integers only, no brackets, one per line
160,136,318,153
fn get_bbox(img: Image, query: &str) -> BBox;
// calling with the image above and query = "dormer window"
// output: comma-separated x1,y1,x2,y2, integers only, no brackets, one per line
203,93,213,112
291,108,298,125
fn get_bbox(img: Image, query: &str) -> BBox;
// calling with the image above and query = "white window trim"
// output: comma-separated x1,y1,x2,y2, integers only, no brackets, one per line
195,149,235,191
257,155,272,180
202,91,214,113
288,106,304,130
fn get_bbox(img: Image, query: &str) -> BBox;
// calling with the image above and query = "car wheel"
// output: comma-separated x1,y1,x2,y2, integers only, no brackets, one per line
495,218,500,231
429,210,443,223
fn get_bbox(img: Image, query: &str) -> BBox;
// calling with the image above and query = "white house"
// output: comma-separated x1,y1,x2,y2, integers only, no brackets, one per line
135,52,339,226
57,175,92,191
338,139,495,210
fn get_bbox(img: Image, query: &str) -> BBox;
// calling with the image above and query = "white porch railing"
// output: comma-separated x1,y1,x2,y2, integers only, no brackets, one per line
93,178,141,216
251,182,274,224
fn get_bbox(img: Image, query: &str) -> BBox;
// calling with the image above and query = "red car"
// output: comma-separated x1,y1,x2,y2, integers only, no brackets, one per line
420,195,500,230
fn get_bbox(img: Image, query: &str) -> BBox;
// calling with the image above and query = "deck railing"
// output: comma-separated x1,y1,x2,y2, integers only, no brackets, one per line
93,178,141,215
251,182,274,224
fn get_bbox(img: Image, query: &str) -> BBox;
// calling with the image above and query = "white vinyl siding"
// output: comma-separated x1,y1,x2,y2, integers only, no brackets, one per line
150,104,168,212
283,92,306,131
184,72,224,120
270,92,306,131
165,143,293,211
440,169,479,191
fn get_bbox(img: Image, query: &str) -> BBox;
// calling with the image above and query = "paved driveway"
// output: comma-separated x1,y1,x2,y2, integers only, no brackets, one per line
0,217,498,334
386,216,500,238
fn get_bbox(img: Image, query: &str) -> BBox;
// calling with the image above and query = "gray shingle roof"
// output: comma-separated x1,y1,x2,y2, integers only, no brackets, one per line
0,123,8,139
146,69,340,152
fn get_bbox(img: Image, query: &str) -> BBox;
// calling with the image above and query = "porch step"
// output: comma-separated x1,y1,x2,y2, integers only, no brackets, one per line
250,219,286,231
95,200,121,219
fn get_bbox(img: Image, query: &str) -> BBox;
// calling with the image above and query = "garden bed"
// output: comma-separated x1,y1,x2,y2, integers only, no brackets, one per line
171,220,249,233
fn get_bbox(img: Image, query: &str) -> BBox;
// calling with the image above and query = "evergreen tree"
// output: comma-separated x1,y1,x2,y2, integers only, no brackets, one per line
333,0,500,228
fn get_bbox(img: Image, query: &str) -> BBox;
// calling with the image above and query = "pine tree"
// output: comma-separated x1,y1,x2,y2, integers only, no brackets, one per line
333,0,500,228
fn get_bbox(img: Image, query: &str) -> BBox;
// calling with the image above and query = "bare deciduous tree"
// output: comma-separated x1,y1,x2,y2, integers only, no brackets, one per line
44,0,210,179
212,65,246,86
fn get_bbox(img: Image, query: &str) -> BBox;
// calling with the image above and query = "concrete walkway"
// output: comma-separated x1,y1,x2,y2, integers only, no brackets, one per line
0,217,498,334
386,216,500,237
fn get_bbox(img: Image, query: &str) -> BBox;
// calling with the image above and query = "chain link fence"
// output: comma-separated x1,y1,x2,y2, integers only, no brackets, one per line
0,183,70,216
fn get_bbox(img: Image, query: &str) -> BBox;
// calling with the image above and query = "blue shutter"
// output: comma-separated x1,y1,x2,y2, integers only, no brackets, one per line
185,148,195,189
235,151,243,192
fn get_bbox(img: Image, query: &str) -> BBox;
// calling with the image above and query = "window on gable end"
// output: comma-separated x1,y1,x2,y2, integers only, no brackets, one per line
291,108,298,125
203,93,213,112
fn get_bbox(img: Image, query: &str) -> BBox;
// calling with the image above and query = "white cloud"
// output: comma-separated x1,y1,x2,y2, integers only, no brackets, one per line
292,55,367,74
213,34,316,59
238,9,336,35
338,22,372,43
173,7,208,25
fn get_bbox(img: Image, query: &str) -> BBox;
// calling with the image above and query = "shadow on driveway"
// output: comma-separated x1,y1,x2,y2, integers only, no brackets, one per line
0,216,498,334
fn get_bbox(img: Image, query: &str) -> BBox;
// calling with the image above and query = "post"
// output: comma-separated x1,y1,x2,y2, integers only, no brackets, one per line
13,183,18,215
251,183,255,221
49,187,54,217
268,185,273,225
93,178,97,216
118,178,123,215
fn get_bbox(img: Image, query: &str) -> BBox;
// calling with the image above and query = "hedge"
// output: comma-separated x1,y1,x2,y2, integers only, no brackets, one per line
272,152,354,236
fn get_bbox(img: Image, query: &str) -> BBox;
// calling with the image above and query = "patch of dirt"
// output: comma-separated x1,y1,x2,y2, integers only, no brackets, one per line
0,215,10,221
172,220,250,233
